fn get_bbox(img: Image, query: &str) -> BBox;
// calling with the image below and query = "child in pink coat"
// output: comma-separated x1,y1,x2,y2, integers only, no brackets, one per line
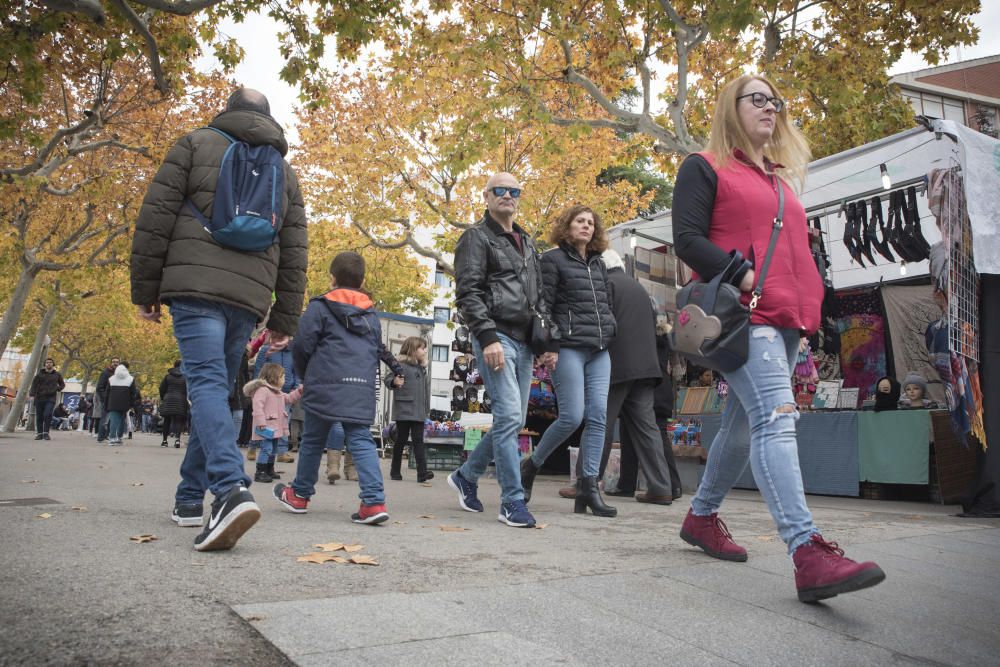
244,363,302,482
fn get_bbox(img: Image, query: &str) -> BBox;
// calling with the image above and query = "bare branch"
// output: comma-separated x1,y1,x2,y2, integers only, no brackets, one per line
119,0,224,15
67,138,151,159
0,115,97,178
109,0,169,93
37,0,105,23
41,175,98,197
559,40,640,122
353,219,456,275
54,204,97,254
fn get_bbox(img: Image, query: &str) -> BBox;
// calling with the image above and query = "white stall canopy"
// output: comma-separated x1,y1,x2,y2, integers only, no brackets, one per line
608,119,1000,287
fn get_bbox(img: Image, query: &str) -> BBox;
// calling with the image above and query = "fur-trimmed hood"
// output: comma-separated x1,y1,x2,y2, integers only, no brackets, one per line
243,377,281,397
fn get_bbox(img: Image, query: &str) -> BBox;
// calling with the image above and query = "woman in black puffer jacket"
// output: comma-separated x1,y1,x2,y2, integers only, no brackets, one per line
519,204,617,517
159,360,188,447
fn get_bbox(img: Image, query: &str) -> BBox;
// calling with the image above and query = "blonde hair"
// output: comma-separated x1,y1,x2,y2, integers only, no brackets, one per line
547,204,609,254
398,336,427,366
706,74,811,190
258,362,285,387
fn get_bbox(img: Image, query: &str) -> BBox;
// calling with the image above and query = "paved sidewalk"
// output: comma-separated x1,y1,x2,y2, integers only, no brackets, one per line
1,429,998,665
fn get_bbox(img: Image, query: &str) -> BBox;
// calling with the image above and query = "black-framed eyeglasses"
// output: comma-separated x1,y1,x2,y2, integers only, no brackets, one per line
489,186,522,198
737,92,784,113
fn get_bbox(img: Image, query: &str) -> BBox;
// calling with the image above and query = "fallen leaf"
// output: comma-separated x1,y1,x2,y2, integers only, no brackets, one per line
419,482,433,487
71,506,88,512
21,479,39,484
392,521,407,525
439,525,469,532
36,512,53,519
98,465,107,469
533,523,548,530
904,514,924,520
313,542,345,552
329,556,348,564
245,615,265,622
349,555,379,566
129,534,157,543
131,482,144,487
342,544,364,553
297,552,338,564
755,535,775,542
419,514,435,519
25,458,35,461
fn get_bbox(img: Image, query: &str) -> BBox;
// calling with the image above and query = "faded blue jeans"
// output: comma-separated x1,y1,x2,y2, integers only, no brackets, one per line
457,332,534,503
530,346,610,478
170,298,257,503
691,325,820,554
294,411,384,505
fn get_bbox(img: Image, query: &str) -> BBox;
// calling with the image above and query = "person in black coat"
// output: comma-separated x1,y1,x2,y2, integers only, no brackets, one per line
93,357,119,441
159,361,188,447
519,204,618,518
29,357,65,440
597,249,676,504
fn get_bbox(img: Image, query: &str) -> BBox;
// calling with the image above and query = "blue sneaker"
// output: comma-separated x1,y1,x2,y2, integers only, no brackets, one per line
447,470,483,513
498,500,536,528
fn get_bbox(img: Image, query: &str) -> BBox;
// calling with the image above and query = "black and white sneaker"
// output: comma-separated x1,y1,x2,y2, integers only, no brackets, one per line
171,503,204,527
193,485,260,552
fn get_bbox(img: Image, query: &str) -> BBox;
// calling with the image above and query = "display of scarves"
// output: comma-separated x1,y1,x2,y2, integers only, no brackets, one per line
837,313,887,404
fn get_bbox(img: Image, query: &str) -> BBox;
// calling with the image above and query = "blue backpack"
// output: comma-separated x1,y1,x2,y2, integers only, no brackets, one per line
185,127,285,252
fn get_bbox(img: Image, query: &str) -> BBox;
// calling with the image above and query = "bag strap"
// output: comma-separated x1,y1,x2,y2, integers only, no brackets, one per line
749,176,785,312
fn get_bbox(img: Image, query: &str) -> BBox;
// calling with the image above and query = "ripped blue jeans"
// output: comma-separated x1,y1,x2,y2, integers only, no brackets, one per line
691,325,819,554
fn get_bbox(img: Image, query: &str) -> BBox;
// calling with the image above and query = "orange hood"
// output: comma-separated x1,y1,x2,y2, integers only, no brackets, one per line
323,288,374,310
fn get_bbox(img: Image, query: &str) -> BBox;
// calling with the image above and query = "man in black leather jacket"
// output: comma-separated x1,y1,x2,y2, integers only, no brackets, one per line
447,172,545,528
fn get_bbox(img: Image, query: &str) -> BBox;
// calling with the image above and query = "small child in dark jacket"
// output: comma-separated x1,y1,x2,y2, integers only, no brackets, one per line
386,336,433,483
274,251,404,524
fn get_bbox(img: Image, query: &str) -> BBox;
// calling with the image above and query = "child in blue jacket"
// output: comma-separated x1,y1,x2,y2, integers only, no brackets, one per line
274,251,404,524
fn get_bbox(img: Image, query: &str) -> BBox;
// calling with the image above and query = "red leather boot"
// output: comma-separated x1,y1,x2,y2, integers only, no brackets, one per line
679,509,748,562
793,534,885,603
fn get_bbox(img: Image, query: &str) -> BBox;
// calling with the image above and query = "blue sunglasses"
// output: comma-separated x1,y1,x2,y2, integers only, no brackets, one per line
490,186,522,198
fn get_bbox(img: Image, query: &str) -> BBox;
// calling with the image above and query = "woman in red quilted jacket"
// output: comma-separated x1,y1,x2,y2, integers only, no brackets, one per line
672,74,884,603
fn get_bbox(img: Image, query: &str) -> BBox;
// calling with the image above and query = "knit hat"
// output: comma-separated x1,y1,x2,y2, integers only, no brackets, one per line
902,373,927,395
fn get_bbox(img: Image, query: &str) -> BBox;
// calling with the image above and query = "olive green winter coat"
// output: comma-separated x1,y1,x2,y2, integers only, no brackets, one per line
129,110,308,335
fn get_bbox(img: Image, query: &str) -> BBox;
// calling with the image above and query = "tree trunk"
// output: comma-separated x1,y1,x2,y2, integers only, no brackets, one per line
2,299,58,432
0,262,41,360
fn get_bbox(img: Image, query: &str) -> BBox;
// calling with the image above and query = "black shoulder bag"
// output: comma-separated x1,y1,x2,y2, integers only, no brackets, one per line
671,177,785,373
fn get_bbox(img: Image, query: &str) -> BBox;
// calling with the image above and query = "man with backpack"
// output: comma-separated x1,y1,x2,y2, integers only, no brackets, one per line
130,88,308,551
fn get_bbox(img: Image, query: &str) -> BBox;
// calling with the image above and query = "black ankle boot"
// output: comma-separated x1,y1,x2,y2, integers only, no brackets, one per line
254,463,272,483
414,443,433,483
520,456,539,503
574,476,617,517
390,441,404,480
267,460,281,480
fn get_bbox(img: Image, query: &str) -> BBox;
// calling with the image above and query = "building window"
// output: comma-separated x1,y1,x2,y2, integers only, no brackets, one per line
431,345,449,362
903,90,966,126
434,307,450,324
434,265,451,288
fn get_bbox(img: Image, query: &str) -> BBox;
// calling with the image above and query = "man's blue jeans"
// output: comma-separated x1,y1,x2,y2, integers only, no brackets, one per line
530,347,610,478
34,399,55,435
294,411,384,505
170,298,257,503
691,325,819,554
457,332,534,503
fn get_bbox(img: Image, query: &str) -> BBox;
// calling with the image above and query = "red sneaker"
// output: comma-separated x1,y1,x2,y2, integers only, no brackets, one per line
272,483,308,514
679,508,748,562
351,503,389,525
793,534,885,603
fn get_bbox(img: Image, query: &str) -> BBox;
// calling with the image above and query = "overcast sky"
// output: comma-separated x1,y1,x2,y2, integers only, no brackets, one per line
196,6,999,142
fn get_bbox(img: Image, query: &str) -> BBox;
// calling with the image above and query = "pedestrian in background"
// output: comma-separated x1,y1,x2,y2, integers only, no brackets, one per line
159,361,187,448
29,357,65,441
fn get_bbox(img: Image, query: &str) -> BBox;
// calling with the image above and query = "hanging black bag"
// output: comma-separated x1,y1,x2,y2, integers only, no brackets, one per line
528,302,552,355
671,177,784,373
